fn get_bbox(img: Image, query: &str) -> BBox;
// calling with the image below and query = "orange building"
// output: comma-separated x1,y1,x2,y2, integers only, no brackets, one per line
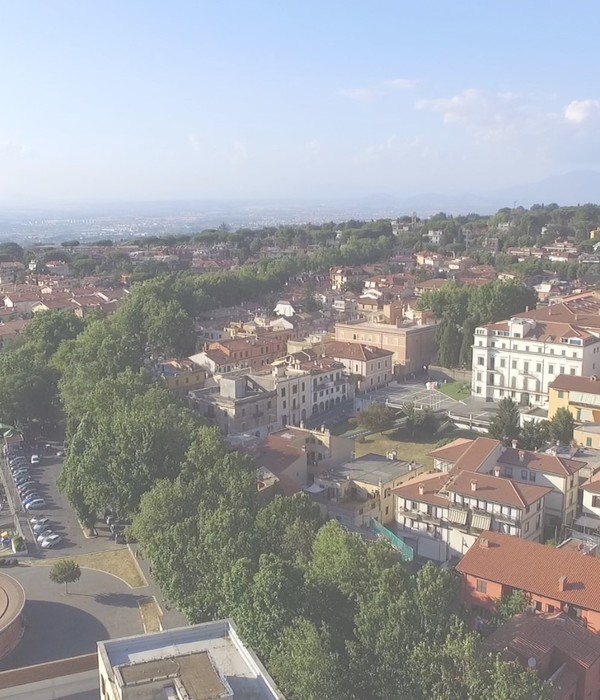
457,531,600,633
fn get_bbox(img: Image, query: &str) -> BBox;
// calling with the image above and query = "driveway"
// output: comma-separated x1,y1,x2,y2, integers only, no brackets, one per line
0,564,144,671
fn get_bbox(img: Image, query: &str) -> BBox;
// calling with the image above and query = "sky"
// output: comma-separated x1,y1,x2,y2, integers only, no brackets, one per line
1,0,600,205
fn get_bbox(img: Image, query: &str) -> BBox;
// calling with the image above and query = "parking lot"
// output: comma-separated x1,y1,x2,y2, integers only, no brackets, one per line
2,443,121,559
358,380,460,413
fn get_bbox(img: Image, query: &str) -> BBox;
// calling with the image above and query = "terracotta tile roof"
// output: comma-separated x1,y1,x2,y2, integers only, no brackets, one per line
257,434,305,475
323,341,393,362
497,447,585,477
391,472,450,508
515,292,600,330
445,471,551,509
582,478,600,495
457,531,600,613
483,611,600,669
451,437,502,472
428,438,473,462
550,374,600,396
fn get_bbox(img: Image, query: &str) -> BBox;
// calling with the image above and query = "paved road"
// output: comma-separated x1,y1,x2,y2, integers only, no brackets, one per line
0,565,144,671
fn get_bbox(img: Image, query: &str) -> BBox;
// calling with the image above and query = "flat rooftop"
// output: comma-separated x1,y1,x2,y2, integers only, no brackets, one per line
332,453,423,485
99,620,283,700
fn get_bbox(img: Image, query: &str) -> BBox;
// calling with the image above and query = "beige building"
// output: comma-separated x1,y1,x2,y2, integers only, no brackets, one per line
307,452,427,527
98,620,284,700
334,319,437,375
549,374,600,422
323,341,393,392
189,375,277,437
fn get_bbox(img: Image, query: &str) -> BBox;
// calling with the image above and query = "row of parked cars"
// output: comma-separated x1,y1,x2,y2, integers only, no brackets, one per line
6,443,61,549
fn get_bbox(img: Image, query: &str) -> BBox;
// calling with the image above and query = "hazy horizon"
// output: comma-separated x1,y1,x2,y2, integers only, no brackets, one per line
2,1,600,206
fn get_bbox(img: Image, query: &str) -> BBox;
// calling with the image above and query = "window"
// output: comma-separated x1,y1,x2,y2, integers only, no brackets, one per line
476,579,487,594
500,358,506,368
558,390,564,398
529,472,536,482
512,360,517,370
524,521,529,533
282,400,286,409
536,362,542,372
477,356,484,366
521,469,527,479
545,604,555,613
570,368,576,375
280,387,286,397
476,372,482,381
523,361,529,374
292,385,297,394
587,437,593,447
505,466,513,477
592,496,600,508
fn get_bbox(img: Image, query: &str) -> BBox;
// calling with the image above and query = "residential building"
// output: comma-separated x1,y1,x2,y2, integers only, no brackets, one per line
307,452,428,528
190,333,290,375
155,359,206,396
334,319,437,376
255,425,354,497
574,424,600,450
574,475,600,536
189,375,277,438
483,612,600,700
322,341,394,392
98,620,284,700
254,351,354,428
0,320,28,352
471,316,600,408
330,266,365,291
549,374,600,421
273,300,298,317
456,531,600,632
428,436,584,528
392,468,550,562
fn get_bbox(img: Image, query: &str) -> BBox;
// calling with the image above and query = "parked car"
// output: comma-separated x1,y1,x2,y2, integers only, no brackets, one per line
30,454,40,465
36,529,54,543
14,473,32,484
32,519,51,533
22,494,42,506
30,515,49,526
17,481,36,491
40,534,61,548
25,498,45,510
9,460,27,470
19,489,39,501
13,469,30,478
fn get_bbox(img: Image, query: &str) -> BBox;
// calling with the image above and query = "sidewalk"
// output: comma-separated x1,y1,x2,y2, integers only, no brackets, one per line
127,542,188,630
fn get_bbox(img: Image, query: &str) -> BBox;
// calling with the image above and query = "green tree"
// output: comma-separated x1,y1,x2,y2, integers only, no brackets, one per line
353,403,398,433
520,419,550,451
269,619,347,700
488,398,521,443
403,403,439,438
49,559,81,594
550,407,575,445
492,590,530,627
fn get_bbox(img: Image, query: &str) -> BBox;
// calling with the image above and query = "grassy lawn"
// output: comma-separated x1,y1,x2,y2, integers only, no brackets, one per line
354,426,480,468
139,596,163,632
331,419,363,438
439,381,471,401
33,548,147,588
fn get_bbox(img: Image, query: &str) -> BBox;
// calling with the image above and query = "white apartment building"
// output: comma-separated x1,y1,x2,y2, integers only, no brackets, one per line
471,316,600,408
392,468,550,562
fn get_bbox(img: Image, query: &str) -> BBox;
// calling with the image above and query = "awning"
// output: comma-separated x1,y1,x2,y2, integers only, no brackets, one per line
448,508,468,526
471,513,492,531
304,483,326,494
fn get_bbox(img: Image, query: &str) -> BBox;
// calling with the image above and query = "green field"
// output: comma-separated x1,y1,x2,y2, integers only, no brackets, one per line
438,381,471,401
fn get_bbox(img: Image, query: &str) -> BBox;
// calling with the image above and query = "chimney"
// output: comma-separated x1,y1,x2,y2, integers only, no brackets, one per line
512,439,518,449
471,479,477,492
480,537,489,548
418,483,425,496
519,450,525,462
558,575,567,592
494,466,501,477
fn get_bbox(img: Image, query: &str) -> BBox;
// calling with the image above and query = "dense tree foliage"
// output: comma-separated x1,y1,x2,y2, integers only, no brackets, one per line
353,404,398,433
488,398,521,443
550,407,575,445
419,281,537,369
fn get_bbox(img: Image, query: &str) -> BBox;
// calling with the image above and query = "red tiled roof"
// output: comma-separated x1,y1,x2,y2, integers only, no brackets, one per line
457,531,600,613
428,438,473,462
451,437,502,472
257,435,305,475
497,447,585,477
445,471,551,509
323,341,393,362
483,612,600,669
550,374,600,396
391,472,450,508
582,478,600,495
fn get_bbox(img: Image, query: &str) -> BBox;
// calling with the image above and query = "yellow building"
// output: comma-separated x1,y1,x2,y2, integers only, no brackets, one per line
548,375,600,422
157,359,206,396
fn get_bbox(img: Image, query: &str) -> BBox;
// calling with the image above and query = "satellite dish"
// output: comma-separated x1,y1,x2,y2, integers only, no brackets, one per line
527,657,537,669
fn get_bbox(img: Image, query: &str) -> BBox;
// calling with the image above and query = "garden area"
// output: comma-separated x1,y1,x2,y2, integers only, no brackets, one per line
438,381,471,401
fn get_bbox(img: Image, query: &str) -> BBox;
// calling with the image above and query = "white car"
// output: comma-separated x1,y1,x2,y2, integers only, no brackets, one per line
32,519,51,533
36,529,54,543
25,498,45,510
30,515,48,526
30,454,40,465
40,534,61,548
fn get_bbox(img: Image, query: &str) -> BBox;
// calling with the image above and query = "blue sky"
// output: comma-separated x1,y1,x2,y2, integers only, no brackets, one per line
1,1,599,204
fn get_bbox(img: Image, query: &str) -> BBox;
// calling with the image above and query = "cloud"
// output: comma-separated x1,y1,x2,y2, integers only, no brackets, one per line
187,133,202,152
357,134,438,164
384,77,418,89
0,140,24,157
337,77,417,102
565,99,600,125
337,87,381,102
231,140,248,166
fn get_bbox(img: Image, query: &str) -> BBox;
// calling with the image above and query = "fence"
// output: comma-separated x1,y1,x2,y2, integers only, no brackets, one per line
370,518,414,561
